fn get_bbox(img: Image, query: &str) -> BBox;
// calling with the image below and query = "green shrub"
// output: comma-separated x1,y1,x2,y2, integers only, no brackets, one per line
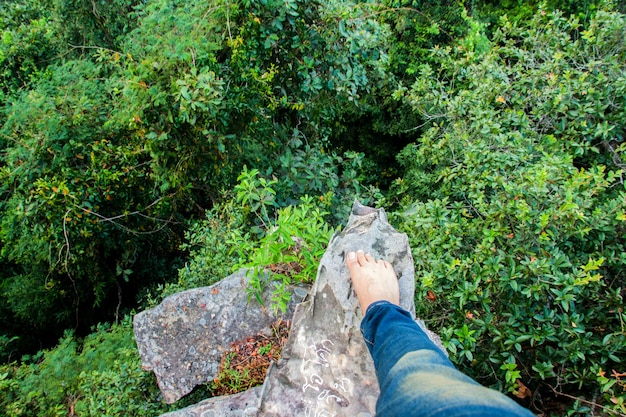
472,0,609,34
145,198,249,305
0,59,181,337
381,0,469,77
0,1,58,101
72,347,166,416
150,160,361,312
0,317,172,417
235,195,336,313
186,168,337,313
392,7,626,414
270,137,383,223
1,0,390,352
47,0,139,53
0,0,139,103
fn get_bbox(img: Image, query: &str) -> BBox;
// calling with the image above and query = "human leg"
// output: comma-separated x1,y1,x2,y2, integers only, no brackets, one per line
347,251,534,417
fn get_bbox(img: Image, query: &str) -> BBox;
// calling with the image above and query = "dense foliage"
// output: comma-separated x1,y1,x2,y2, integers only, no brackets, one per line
391,7,626,413
1,0,624,415
0,0,388,351
0,319,168,416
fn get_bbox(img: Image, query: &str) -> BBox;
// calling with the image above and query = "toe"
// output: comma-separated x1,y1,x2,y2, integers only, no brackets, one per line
356,250,368,266
346,251,358,268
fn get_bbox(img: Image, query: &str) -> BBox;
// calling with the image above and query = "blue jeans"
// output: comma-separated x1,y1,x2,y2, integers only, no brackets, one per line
361,301,535,417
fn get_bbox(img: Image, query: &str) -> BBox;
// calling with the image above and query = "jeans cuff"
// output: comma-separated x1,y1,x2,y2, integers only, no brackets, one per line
360,301,396,350
365,300,394,317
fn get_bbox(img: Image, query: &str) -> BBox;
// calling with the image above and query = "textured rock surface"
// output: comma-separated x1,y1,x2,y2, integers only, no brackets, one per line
141,201,446,416
160,386,263,417
133,270,307,404
257,201,417,416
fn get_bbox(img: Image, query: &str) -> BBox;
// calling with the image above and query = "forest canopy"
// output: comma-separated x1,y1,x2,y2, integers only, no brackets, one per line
0,0,624,415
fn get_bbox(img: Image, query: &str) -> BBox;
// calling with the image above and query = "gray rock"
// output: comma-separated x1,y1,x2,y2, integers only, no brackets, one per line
133,269,307,404
141,200,447,416
160,386,263,417
257,200,417,416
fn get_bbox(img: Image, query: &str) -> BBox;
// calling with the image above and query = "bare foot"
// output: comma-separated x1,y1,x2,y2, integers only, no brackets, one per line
346,250,400,313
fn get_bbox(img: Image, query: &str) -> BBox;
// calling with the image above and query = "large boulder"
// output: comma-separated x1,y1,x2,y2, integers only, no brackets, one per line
257,201,417,416
133,270,307,403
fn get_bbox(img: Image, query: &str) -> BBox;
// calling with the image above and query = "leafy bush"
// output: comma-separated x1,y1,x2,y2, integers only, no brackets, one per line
171,167,337,313
0,317,172,417
145,198,248,305
392,7,625,413
46,0,139,53
0,0,139,103
472,0,609,33
0,1,58,101
0,0,390,351
235,195,336,313
0,59,181,338
382,0,469,77
270,137,383,223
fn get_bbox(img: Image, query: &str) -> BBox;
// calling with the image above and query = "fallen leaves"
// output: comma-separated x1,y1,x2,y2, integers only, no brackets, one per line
212,320,291,396
268,261,303,277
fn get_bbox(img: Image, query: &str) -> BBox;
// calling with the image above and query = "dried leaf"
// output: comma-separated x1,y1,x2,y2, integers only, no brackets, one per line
514,379,532,399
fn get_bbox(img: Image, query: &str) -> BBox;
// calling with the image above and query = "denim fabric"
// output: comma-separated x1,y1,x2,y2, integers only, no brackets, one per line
361,301,535,417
